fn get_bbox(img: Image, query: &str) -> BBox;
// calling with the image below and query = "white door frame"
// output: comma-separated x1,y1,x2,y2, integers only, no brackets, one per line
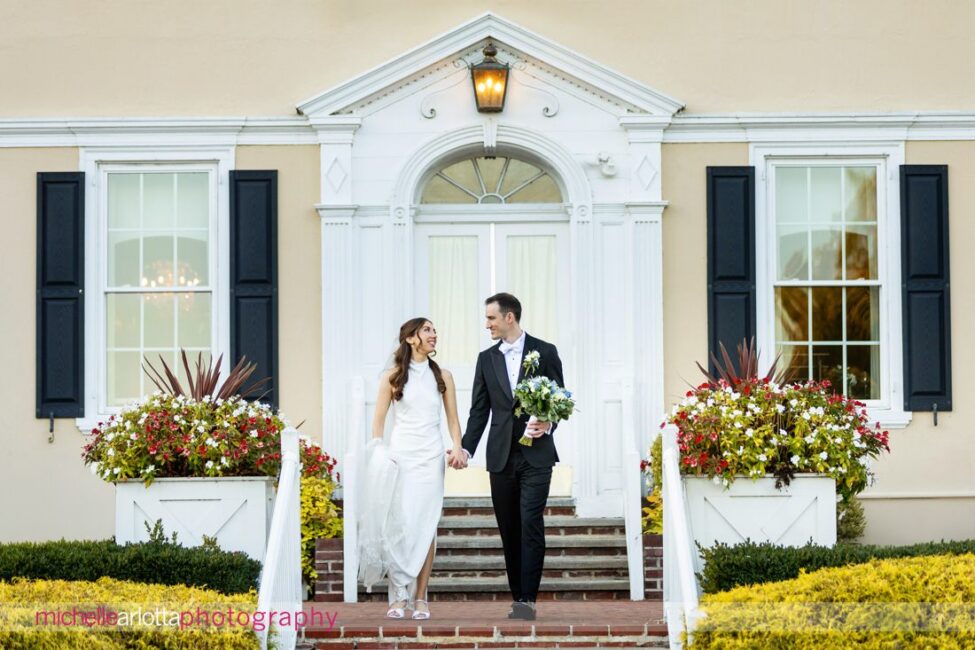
318,123,667,517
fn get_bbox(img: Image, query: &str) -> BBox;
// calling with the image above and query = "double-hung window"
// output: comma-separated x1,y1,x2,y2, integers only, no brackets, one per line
79,147,232,428
104,168,215,405
756,143,910,427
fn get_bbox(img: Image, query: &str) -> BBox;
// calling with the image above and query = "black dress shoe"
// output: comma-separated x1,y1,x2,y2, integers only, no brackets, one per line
507,601,536,620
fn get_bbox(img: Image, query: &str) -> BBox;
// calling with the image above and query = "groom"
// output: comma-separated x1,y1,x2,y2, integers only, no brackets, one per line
451,292,564,620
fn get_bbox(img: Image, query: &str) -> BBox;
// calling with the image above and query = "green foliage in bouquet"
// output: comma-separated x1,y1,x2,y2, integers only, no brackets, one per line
513,351,575,446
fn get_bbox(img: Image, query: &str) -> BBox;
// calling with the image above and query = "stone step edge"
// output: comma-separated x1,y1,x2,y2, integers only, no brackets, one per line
439,516,623,528
443,497,576,508
437,535,624,548
357,578,630,592
433,556,629,569
303,623,669,639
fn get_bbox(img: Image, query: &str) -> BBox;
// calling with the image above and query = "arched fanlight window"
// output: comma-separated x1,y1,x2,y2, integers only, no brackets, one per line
421,156,562,204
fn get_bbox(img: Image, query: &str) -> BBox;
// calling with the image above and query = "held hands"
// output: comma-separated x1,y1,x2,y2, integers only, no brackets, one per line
446,446,469,469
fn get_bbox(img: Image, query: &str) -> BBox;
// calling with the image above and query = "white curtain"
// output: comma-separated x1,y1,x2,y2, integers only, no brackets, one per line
428,236,479,367
506,236,558,342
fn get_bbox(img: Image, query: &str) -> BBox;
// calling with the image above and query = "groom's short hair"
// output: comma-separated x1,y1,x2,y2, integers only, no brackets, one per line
486,292,522,322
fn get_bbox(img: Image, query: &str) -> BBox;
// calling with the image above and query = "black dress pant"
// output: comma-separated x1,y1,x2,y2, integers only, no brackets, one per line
489,441,553,602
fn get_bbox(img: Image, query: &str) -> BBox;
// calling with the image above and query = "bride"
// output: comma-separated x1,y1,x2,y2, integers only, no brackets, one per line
357,318,466,620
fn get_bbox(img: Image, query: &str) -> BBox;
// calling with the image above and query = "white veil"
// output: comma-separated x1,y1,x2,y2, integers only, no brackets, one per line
355,343,408,592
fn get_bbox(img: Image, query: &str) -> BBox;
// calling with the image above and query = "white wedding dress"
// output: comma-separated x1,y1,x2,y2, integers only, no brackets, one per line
357,358,445,605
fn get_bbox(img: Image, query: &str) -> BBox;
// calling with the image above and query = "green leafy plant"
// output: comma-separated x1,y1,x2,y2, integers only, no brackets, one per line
666,338,891,501
0,539,262,595
690,553,975,648
301,475,344,590
696,538,975,594
641,433,663,534
837,494,866,543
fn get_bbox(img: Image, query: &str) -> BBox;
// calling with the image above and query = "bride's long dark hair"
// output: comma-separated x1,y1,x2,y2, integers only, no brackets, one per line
389,317,446,401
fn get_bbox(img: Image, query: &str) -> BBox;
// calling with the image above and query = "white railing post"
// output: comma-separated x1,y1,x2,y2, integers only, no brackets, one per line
661,423,702,649
621,378,645,600
342,376,366,603
257,427,302,650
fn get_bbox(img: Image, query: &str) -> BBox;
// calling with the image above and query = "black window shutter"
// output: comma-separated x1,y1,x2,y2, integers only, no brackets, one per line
900,165,951,412
229,171,278,408
36,172,85,418
706,167,756,372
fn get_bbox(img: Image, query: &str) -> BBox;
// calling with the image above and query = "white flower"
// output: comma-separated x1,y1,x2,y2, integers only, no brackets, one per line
106,433,116,442
790,455,800,464
834,437,843,444
89,462,100,475
802,412,811,421
819,451,828,460
789,399,798,407
220,457,229,466
758,454,767,462
779,429,788,437
107,448,115,456
250,430,258,438
205,460,214,469
734,422,743,429
129,433,137,440
776,404,786,413
745,428,754,437
113,467,121,475
738,446,744,454
197,426,205,433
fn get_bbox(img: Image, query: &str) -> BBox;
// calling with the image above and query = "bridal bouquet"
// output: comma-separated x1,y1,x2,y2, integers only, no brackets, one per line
513,351,575,446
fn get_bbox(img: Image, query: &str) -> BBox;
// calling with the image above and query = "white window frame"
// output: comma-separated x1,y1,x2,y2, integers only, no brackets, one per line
752,141,911,428
77,146,233,432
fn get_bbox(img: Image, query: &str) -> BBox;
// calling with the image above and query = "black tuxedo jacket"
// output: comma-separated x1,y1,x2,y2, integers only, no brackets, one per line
461,333,565,472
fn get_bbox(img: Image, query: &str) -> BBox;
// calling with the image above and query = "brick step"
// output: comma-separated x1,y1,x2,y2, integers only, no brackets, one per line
433,555,628,571
304,622,669,648
438,516,624,537
442,497,576,518
436,535,624,550
358,576,629,595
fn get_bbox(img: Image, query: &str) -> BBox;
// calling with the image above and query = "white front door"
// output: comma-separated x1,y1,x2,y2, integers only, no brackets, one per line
414,220,572,495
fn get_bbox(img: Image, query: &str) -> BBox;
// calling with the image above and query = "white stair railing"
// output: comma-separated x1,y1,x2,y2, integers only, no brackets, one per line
256,427,303,650
661,423,702,649
342,376,366,602
621,379,645,600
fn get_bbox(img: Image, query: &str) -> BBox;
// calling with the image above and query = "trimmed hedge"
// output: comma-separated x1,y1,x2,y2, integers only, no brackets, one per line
698,538,975,594
0,576,261,649
689,553,975,649
0,539,261,596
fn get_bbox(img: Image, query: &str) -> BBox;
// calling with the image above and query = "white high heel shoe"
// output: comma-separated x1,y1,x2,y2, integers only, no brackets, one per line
411,599,431,620
386,599,408,618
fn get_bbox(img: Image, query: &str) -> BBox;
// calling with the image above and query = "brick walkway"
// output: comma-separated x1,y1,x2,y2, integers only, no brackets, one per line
299,600,668,649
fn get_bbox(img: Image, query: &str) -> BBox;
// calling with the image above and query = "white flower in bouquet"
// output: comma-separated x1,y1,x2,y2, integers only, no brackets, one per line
512,352,575,447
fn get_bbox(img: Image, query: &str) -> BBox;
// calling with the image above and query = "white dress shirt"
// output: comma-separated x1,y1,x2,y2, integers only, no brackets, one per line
499,330,527,394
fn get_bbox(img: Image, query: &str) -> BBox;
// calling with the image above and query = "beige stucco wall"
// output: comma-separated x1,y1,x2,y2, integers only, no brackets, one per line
0,147,119,543
2,1,974,117
235,146,325,450
660,140,975,546
856,141,975,545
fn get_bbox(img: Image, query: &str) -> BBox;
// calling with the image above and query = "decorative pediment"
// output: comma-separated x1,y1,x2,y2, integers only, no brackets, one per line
297,12,684,119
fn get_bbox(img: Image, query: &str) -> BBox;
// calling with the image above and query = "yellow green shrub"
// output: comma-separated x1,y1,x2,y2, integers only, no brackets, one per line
0,576,267,649
301,475,343,587
689,553,975,649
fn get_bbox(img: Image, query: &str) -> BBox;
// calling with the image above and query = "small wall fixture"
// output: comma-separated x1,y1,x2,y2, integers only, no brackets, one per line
470,44,509,113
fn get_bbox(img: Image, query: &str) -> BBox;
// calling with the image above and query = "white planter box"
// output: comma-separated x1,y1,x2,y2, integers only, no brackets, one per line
115,476,275,561
683,474,836,573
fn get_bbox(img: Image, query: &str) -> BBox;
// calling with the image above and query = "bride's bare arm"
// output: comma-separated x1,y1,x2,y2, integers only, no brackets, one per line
441,370,464,455
371,370,394,440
